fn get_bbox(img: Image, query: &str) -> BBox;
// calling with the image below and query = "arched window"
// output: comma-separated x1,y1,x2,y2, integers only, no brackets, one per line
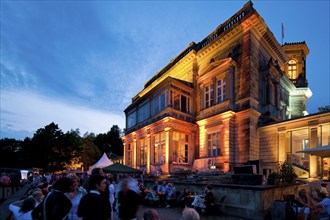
288,59,297,79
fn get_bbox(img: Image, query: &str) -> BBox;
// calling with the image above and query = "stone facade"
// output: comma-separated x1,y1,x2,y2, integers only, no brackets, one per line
122,1,330,177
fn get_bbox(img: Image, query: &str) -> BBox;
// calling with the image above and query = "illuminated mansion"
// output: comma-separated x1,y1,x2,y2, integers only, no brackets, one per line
122,1,330,178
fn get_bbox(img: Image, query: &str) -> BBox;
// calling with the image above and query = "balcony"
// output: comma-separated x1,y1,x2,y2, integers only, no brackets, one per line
125,107,194,134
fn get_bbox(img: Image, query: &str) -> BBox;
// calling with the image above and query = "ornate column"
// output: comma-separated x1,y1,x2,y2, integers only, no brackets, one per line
122,141,126,165
164,126,172,174
277,128,286,163
133,137,137,169
147,132,151,173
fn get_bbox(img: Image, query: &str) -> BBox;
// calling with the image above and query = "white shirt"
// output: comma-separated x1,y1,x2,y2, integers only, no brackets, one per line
9,204,33,220
90,190,101,195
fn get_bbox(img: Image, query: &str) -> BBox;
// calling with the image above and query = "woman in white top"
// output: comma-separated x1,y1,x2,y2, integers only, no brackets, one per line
108,177,115,212
9,197,36,220
66,174,87,220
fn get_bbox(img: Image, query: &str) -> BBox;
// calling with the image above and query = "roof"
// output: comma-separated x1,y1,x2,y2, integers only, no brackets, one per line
91,152,113,168
103,163,142,174
296,145,330,158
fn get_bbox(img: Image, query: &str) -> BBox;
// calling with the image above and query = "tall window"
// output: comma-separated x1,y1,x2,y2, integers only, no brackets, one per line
216,78,226,103
207,132,221,157
137,138,147,166
127,143,133,167
301,139,309,159
173,132,189,163
152,91,167,115
288,60,297,79
170,91,190,113
138,101,150,123
153,132,165,164
127,110,136,128
204,84,214,108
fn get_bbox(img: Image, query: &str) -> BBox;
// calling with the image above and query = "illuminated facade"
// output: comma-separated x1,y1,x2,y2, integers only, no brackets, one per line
122,1,330,177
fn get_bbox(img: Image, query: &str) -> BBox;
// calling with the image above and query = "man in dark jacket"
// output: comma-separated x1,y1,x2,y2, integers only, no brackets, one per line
77,174,111,220
117,178,142,220
32,177,73,220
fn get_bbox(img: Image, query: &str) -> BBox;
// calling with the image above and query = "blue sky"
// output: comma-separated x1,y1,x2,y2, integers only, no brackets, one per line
1,1,329,140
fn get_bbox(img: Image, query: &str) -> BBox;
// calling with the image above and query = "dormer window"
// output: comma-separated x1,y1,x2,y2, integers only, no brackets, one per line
288,59,297,79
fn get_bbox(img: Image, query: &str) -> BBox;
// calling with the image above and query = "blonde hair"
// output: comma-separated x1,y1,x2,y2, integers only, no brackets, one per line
67,174,80,183
182,208,200,220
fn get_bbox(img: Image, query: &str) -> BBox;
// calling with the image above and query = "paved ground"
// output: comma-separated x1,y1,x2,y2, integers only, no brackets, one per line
112,205,247,220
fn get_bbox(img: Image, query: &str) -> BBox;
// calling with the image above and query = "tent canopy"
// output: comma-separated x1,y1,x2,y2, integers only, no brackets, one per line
88,153,113,174
103,163,142,174
296,145,330,158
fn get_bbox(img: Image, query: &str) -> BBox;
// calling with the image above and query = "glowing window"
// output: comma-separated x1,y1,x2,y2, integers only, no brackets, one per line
127,143,133,167
170,91,190,113
137,138,147,166
153,132,165,164
288,60,297,79
207,132,221,157
172,132,189,163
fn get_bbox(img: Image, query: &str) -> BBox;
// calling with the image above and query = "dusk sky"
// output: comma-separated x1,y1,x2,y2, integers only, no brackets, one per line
1,1,329,140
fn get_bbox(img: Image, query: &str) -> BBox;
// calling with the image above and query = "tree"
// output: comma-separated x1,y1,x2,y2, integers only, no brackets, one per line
108,125,124,156
28,122,75,172
0,138,22,168
94,125,123,156
80,133,101,171
318,105,330,112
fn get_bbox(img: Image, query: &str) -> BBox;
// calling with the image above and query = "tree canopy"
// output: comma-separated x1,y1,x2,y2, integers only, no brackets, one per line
0,123,124,172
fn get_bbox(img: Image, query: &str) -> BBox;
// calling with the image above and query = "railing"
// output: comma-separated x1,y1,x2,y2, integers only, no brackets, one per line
125,108,194,134
0,184,25,201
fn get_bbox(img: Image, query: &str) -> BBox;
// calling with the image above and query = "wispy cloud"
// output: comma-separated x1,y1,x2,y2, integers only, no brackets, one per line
0,89,125,139
1,1,329,139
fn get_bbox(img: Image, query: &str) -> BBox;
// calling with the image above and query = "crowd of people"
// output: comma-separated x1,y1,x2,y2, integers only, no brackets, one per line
289,184,330,220
5,168,205,220
5,168,330,220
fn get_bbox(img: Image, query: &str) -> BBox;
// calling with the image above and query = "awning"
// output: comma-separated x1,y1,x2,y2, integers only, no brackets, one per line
103,163,142,174
296,145,330,158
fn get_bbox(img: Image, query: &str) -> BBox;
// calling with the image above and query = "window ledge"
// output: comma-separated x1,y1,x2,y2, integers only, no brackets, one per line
172,162,189,165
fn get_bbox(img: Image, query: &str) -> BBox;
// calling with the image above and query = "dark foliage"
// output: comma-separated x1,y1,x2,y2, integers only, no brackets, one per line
0,123,123,172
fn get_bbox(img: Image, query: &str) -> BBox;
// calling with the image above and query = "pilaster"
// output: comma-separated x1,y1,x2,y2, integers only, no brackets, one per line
309,127,318,178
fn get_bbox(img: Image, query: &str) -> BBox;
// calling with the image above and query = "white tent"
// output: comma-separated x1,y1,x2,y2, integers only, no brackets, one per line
88,153,113,174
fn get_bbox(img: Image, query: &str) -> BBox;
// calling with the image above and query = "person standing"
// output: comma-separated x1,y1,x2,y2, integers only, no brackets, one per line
0,173,11,186
108,177,115,213
66,174,87,220
77,174,111,220
32,177,73,220
117,178,142,220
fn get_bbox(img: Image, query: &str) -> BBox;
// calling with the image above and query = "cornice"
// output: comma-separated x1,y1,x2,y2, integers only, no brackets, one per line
291,87,312,98
197,57,235,82
259,111,330,130
280,75,296,92
282,42,310,56
245,14,288,66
